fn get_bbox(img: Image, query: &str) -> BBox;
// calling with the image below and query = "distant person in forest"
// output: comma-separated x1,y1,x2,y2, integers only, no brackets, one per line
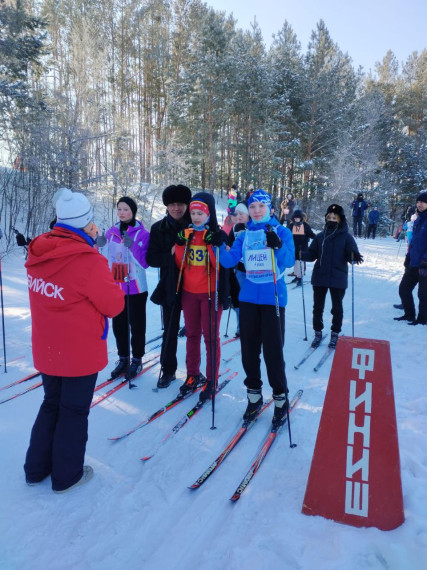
303,204,363,349
351,193,369,237
97,197,150,381
287,210,316,286
367,206,380,239
394,191,427,326
24,189,124,493
146,184,192,389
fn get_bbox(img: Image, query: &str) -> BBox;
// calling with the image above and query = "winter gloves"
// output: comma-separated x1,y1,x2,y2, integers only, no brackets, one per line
264,228,282,249
176,228,194,246
204,230,225,247
96,233,107,247
419,261,427,277
352,252,364,264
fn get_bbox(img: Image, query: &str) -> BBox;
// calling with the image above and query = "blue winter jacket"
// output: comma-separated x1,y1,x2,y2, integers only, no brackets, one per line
368,210,380,224
218,216,295,307
409,209,427,268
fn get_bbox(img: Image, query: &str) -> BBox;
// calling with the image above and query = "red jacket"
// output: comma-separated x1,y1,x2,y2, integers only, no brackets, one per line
25,225,124,376
175,229,217,295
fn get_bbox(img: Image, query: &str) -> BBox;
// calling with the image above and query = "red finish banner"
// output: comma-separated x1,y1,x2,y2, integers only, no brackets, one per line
302,336,404,530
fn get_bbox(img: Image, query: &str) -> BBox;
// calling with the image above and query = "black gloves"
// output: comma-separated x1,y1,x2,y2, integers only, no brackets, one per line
234,223,246,234
419,261,427,277
404,254,410,268
352,252,364,264
176,228,193,246
264,228,282,249
204,230,225,247
16,232,27,247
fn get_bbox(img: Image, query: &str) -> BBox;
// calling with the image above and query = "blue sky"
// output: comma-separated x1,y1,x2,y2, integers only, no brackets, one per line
207,0,427,72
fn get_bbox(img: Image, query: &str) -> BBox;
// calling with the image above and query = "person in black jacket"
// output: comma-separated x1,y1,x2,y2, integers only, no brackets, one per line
146,185,192,388
287,210,316,286
303,204,363,349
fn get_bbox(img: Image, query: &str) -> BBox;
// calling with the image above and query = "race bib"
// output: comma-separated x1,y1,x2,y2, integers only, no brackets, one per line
243,229,274,284
112,262,128,282
187,244,207,266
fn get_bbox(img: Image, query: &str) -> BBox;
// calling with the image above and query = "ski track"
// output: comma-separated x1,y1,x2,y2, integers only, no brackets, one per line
0,238,426,569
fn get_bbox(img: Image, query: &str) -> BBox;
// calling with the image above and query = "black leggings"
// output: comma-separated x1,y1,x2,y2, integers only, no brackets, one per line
112,291,148,358
312,286,346,333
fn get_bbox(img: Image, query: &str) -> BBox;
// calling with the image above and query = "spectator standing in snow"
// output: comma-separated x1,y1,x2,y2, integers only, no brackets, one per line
226,202,250,337
367,206,380,239
215,189,295,427
287,210,316,286
97,197,150,381
174,192,230,402
24,189,124,493
303,204,363,349
146,184,192,389
394,191,427,326
350,193,369,237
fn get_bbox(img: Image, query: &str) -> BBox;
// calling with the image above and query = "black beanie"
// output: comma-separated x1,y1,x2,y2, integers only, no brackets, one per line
190,191,219,231
162,184,192,206
416,191,427,204
117,196,138,217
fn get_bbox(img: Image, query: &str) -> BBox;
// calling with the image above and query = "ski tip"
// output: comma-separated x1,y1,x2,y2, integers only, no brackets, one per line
188,484,199,490
141,455,152,461
294,365,299,370
230,494,240,503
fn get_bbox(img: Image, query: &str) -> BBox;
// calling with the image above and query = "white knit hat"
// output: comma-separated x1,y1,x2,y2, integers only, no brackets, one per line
235,202,249,215
56,188,94,228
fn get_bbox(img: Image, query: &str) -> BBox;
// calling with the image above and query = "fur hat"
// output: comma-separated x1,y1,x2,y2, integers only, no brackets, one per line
247,189,272,209
416,191,427,204
56,189,94,229
162,184,191,206
117,196,138,218
325,203,346,223
190,192,219,231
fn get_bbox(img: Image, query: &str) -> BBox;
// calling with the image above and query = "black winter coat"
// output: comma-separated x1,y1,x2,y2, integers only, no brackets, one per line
146,216,187,308
303,222,359,289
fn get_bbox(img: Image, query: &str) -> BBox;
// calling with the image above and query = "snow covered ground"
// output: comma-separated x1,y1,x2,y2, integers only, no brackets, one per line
0,232,426,570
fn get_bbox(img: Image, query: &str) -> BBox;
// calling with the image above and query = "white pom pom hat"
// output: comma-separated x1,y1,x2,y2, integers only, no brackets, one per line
55,188,94,229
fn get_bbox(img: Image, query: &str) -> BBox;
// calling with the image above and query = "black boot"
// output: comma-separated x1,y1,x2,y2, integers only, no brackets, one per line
111,357,128,379
328,332,339,349
272,393,288,428
394,314,415,322
199,380,213,402
243,389,263,422
180,374,206,395
126,357,142,380
311,331,322,348
157,372,176,389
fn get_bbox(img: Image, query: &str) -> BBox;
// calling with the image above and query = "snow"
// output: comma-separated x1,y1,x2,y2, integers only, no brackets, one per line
1,233,426,570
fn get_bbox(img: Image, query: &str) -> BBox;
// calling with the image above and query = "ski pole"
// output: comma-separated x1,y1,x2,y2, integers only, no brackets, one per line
0,255,7,373
206,249,215,425
299,252,308,341
351,252,355,337
224,303,231,337
271,248,295,448
124,242,134,389
210,246,220,430
156,233,192,388
158,268,164,330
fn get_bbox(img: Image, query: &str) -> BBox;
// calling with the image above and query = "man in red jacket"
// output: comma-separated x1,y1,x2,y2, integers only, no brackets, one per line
24,189,124,493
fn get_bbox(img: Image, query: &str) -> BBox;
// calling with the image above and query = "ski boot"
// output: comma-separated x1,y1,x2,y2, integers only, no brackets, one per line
272,393,288,428
311,331,322,349
243,389,263,422
328,332,339,349
111,357,128,379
